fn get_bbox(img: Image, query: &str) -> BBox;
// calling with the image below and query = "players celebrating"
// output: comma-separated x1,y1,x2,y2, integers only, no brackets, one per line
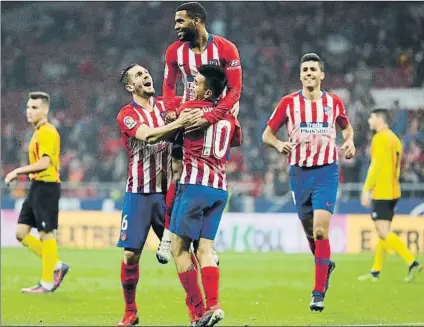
4,92,69,294
171,64,240,327
115,64,203,327
358,109,423,282
262,53,356,311
157,1,242,264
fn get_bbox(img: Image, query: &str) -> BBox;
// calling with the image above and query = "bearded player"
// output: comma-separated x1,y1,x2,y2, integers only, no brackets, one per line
172,64,241,327
262,53,356,311
116,64,202,326
157,1,242,264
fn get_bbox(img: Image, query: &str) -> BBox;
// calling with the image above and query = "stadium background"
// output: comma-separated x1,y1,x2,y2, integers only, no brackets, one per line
1,2,424,326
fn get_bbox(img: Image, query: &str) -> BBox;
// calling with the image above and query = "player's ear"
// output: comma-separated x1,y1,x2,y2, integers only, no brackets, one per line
125,84,134,93
204,89,213,100
320,71,325,81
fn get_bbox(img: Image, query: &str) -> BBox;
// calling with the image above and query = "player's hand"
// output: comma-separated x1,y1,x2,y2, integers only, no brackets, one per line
185,117,210,133
178,109,204,128
165,111,177,123
230,101,240,118
361,191,371,208
341,139,356,159
5,169,19,186
276,141,296,154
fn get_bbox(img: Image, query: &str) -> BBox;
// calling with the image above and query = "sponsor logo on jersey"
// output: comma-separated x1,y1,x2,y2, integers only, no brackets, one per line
208,59,219,66
300,122,329,134
226,59,241,70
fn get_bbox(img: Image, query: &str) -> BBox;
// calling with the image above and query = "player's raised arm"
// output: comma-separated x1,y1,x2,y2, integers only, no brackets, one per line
117,108,202,144
262,97,295,154
163,45,180,120
203,40,242,124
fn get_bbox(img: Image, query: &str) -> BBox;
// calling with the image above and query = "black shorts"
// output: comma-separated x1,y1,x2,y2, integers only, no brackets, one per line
172,130,184,160
371,199,399,221
18,181,61,232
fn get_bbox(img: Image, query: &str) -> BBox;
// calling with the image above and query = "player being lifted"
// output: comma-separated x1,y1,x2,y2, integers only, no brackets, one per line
157,1,242,264
262,53,356,312
171,65,241,327
358,109,423,282
115,64,202,327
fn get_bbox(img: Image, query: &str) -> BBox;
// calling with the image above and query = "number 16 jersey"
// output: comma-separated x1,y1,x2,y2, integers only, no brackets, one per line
177,100,240,191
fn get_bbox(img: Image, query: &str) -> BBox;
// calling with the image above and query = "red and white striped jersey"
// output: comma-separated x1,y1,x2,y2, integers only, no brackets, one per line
163,34,242,113
116,96,172,193
177,101,239,191
267,91,350,167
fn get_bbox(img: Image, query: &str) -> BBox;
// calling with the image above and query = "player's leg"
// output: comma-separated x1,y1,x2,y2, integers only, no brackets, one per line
309,163,339,312
170,185,206,326
116,193,154,326
20,182,67,294
371,200,422,282
195,189,228,327
156,155,182,264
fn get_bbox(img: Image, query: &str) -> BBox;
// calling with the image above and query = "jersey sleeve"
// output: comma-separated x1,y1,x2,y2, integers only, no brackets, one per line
117,107,144,138
267,97,289,133
335,97,350,129
230,118,242,148
163,44,180,113
38,126,57,159
363,134,385,192
203,40,242,124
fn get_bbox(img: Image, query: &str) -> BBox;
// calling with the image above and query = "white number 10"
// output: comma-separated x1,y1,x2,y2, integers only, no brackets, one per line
202,120,232,159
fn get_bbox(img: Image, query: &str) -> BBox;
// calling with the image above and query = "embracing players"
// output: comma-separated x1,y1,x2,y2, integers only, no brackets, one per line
262,53,356,311
156,1,242,263
115,64,203,326
358,109,423,282
171,64,240,327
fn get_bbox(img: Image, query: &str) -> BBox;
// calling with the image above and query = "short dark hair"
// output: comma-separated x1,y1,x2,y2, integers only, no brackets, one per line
198,64,227,98
371,108,390,124
28,91,50,104
301,53,324,71
175,2,207,23
119,63,137,87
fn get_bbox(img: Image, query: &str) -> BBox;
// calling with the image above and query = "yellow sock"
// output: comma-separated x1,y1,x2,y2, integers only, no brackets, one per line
21,234,42,257
371,239,387,272
385,232,415,266
41,239,59,283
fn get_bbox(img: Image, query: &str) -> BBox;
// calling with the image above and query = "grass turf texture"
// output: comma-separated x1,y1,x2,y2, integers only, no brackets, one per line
1,248,423,326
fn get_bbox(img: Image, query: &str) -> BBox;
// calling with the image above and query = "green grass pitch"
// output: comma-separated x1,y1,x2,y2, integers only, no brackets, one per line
1,248,423,326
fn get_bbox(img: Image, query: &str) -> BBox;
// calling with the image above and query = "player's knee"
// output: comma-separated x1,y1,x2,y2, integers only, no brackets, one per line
376,229,389,240
313,226,327,240
171,240,184,258
15,227,29,242
124,250,141,265
195,243,213,262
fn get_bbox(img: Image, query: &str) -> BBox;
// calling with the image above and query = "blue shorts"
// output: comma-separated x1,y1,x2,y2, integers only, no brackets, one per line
116,192,165,250
289,163,339,221
170,184,228,241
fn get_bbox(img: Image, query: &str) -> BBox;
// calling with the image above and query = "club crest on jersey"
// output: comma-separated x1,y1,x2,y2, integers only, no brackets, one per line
124,116,137,129
160,111,166,119
324,106,332,115
208,59,219,66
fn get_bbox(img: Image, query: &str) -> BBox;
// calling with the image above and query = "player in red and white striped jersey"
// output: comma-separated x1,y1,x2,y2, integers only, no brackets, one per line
115,64,203,327
263,53,356,312
158,1,242,270
171,64,240,327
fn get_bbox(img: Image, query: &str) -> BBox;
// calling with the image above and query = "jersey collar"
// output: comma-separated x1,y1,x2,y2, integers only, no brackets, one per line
187,33,213,49
299,89,326,100
131,97,156,110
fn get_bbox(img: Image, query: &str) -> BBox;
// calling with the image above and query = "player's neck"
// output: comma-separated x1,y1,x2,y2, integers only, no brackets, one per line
190,28,209,53
302,87,322,101
376,124,389,133
133,94,153,111
32,118,47,129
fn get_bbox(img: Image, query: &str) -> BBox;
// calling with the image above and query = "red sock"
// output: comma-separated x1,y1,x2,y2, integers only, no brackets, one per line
201,267,219,310
178,269,205,317
314,239,331,293
120,261,139,313
185,252,201,318
165,182,177,229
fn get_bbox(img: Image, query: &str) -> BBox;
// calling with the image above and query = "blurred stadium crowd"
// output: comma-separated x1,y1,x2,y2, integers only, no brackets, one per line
2,2,424,197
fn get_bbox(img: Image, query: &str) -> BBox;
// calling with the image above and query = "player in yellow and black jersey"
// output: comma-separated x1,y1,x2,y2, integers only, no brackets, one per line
5,92,70,293
358,108,422,282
